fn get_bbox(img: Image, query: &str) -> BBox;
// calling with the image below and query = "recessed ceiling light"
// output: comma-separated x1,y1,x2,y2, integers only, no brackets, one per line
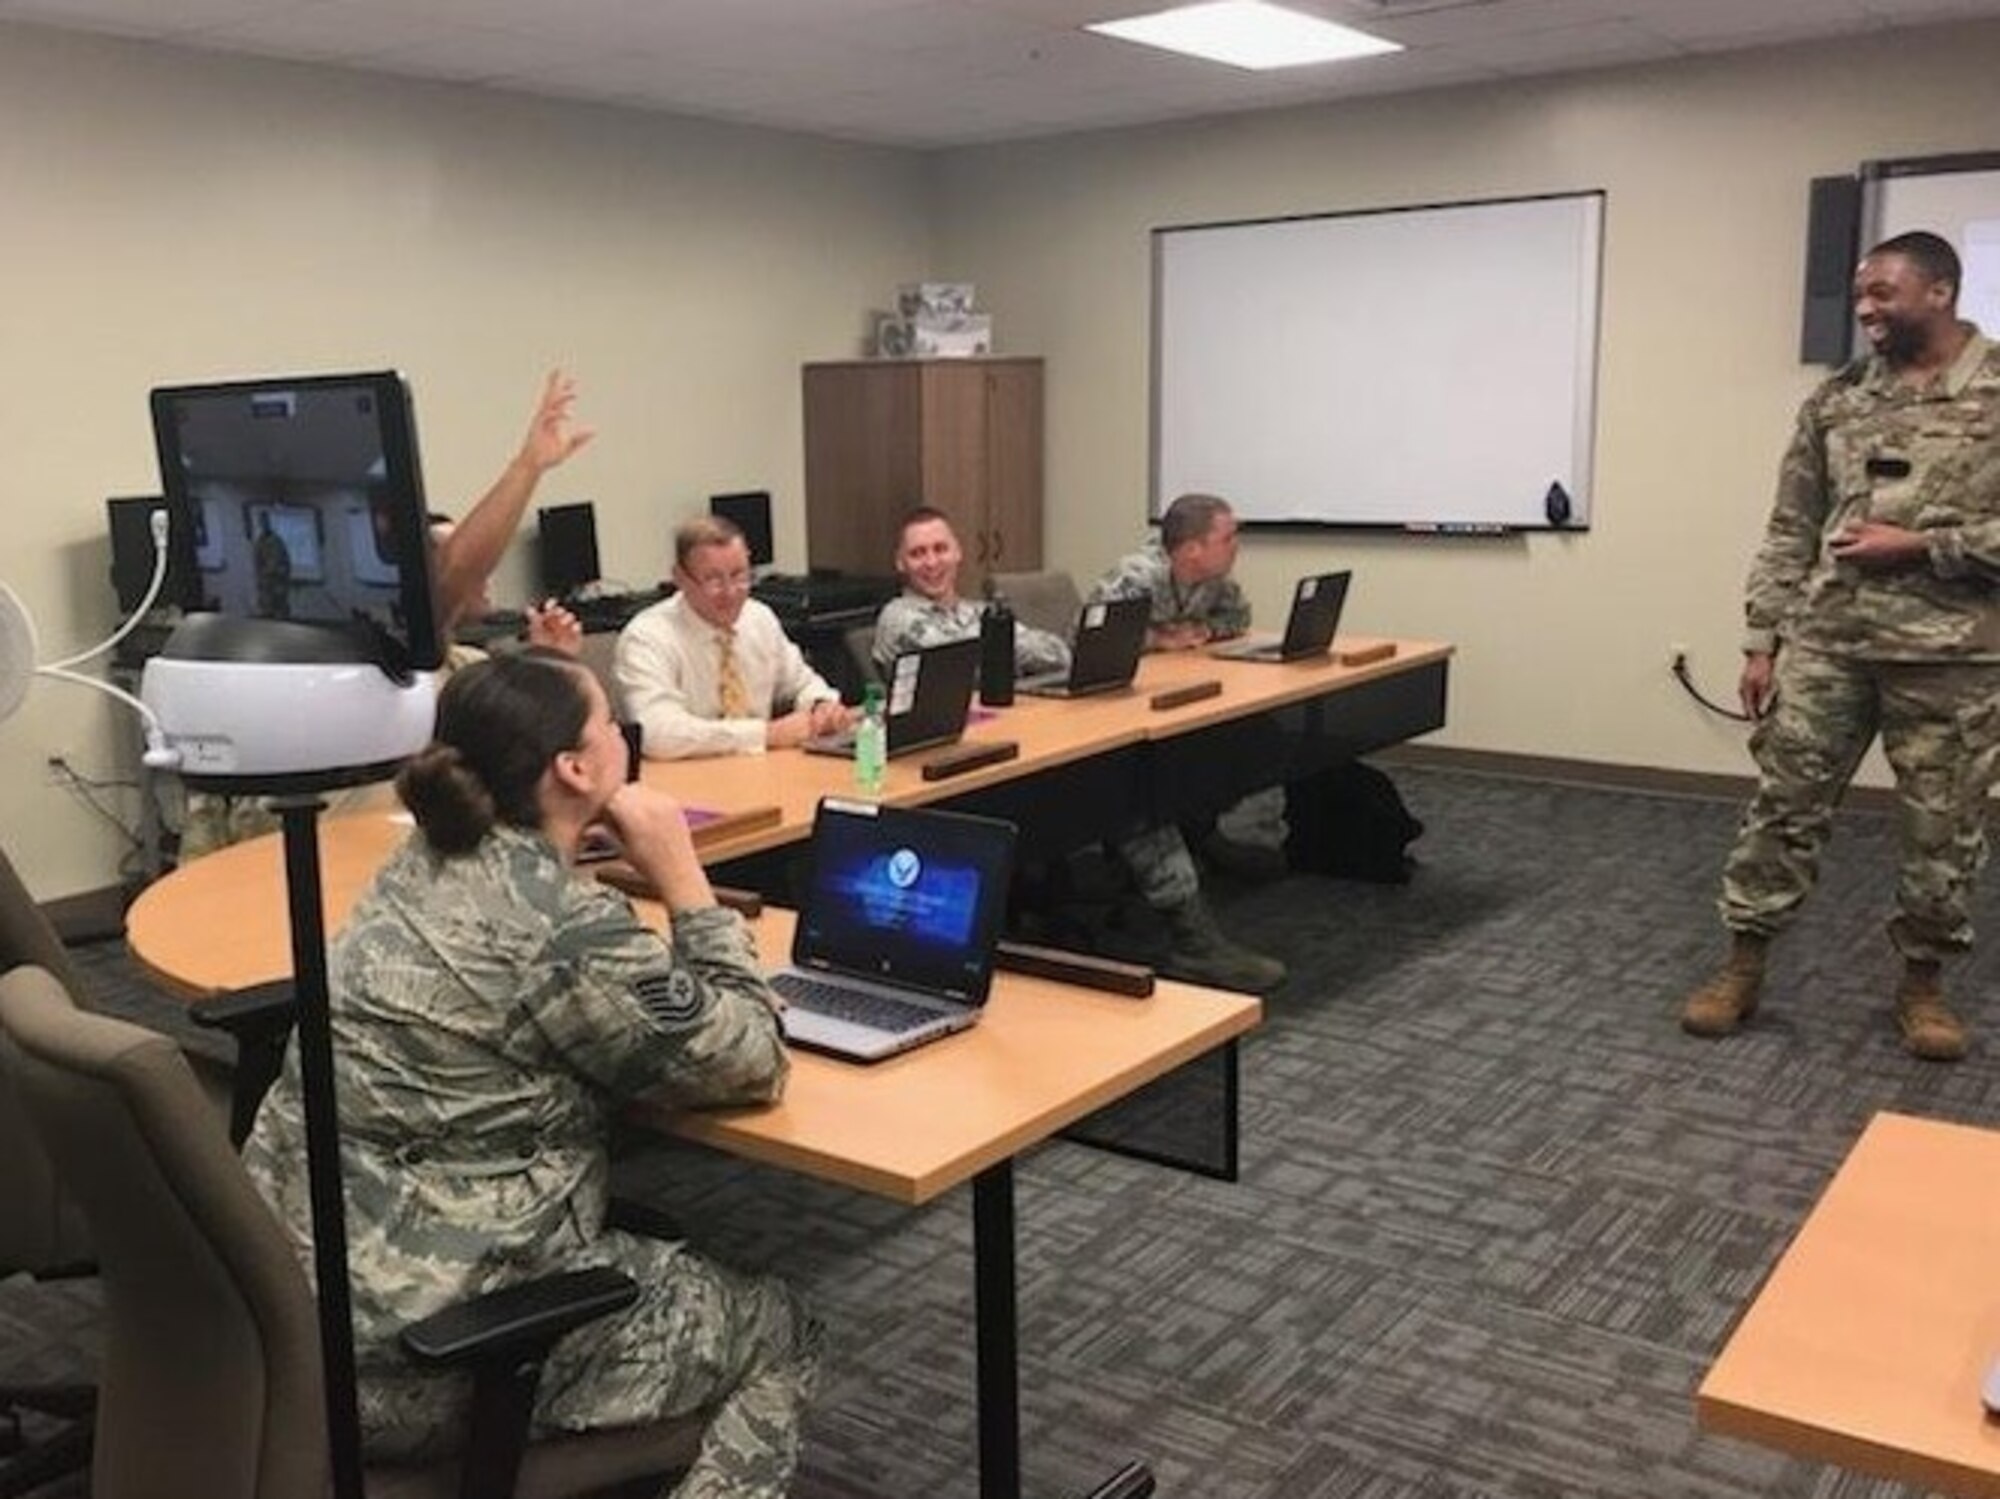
1087,1,1403,71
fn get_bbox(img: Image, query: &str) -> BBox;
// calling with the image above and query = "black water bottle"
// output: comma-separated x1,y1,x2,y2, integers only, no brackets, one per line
979,592,1015,707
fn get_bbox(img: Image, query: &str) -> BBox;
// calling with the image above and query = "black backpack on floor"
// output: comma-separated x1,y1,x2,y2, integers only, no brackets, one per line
1285,761,1424,883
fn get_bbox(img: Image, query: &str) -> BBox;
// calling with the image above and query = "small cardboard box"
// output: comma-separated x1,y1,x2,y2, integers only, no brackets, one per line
877,313,992,358
895,282,975,319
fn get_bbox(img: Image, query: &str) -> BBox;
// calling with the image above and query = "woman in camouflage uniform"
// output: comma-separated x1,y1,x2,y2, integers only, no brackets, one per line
244,650,819,1499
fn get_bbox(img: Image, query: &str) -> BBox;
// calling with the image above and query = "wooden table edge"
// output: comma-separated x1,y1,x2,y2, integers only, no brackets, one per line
654,998,1260,1207
1695,1388,2000,1499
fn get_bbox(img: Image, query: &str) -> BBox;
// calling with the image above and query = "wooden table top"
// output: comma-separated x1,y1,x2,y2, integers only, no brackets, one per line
1696,1111,2000,1498
620,635,1453,858
125,636,1448,1001
651,909,1260,1205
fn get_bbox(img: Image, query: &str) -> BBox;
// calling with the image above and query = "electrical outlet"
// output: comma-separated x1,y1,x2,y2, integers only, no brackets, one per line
44,753,69,785
1669,641,1689,668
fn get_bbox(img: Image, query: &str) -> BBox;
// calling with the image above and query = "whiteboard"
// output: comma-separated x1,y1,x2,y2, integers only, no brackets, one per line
1151,192,1603,532
1864,154,2000,344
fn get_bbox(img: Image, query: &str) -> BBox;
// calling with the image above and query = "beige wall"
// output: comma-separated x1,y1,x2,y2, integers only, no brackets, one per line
0,24,927,900
932,20,2000,784
10,19,2000,901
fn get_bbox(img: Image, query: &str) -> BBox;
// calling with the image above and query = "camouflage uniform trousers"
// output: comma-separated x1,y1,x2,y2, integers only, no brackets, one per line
1116,825,1202,909
359,1228,822,1499
1719,645,2000,961
1113,784,1289,911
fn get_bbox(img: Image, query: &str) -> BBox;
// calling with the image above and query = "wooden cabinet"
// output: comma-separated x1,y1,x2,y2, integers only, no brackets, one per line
802,357,1042,594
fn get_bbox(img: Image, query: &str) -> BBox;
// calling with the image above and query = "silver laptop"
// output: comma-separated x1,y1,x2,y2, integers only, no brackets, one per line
770,798,1018,1062
803,637,980,759
1018,596,1150,698
1210,571,1351,663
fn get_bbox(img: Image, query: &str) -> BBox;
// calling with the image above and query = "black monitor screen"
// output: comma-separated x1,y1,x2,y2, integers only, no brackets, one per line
106,495,201,615
149,371,440,673
711,490,774,567
537,502,600,599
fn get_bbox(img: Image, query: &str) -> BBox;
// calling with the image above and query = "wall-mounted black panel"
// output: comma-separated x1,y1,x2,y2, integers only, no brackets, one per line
1800,174,1862,365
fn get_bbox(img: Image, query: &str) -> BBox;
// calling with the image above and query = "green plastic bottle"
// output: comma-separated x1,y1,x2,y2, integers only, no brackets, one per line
854,682,887,795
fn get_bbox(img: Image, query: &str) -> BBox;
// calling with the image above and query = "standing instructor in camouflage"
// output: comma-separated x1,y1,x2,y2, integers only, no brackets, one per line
1682,231,2000,1061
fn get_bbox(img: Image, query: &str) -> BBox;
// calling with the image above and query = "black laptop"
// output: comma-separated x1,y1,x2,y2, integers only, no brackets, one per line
1018,596,1150,698
804,637,979,759
770,799,1018,1062
1210,571,1351,663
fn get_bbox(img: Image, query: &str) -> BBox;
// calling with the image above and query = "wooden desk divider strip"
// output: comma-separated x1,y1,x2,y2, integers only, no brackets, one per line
995,940,1155,998
1149,679,1223,711
920,740,1021,780
592,861,763,919
1336,641,1397,667
712,886,764,918
685,804,783,846
591,861,651,899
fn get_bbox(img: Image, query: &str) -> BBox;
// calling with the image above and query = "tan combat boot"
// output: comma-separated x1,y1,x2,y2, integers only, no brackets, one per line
1160,896,1288,993
1680,933,1767,1037
1895,960,1967,1062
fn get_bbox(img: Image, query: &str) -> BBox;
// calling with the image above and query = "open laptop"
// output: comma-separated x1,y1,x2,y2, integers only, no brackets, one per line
803,637,979,759
770,798,1018,1062
1018,596,1150,698
1210,570,1351,663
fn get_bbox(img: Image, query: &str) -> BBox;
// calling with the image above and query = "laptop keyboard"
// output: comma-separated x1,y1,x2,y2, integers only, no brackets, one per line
771,972,941,1033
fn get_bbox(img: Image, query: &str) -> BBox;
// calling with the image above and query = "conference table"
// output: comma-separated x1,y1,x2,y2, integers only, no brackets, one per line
1697,1112,2000,1498
127,634,1451,991
131,868,1260,1499
124,633,1444,1498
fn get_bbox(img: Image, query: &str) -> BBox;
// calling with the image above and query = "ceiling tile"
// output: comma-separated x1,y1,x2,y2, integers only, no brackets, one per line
2,0,307,35
186,5,463,62
6,0,2000,148
1351,0,1615,47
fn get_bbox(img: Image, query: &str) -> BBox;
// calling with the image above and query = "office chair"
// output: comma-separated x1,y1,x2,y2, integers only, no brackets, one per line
0,842,296,1495
570,630,624,713
0,848,100,1497
842,623,880,689
987,568,1082,643
0,965,705,1499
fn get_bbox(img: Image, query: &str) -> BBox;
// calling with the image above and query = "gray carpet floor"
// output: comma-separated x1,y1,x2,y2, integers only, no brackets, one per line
7,765,1998,1498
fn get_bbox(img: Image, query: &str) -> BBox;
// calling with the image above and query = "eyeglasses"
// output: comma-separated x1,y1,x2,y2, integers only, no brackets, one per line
687,570,752,595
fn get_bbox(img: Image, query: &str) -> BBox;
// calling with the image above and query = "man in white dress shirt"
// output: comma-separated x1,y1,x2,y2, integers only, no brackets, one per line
615,517,852,759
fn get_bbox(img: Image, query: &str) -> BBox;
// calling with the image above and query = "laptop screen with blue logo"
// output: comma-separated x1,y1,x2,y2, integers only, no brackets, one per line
792,799,1016,1004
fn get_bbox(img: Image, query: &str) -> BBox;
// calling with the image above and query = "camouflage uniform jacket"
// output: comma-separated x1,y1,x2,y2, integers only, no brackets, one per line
871,592,1071,676
1744,328,2000,661
1088,540,1252,641
243,825,787,1380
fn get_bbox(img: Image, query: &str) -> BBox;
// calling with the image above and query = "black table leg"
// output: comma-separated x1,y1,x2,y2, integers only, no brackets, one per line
972,1161,1160,1499
973,1162,1020,1499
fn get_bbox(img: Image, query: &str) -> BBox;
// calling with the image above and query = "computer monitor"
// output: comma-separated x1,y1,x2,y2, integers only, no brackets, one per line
538,501,600,599
106,495,201,615
710,491,775,568
149,370,442,674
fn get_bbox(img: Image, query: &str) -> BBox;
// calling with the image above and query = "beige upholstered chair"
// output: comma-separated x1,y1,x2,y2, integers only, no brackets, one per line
0,965,704,1499
573,630,622,716
987,569,1083,642
0,848,99,1495
842,623,880,689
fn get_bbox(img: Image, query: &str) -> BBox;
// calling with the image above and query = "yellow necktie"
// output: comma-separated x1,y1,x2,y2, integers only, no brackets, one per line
716,630,750,719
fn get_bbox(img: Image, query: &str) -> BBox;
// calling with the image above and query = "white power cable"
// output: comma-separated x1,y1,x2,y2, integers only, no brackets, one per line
8,509,183,767
44,506,172,671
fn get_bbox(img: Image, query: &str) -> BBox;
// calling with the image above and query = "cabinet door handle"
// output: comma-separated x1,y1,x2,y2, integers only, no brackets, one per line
975,530,989,562
991,528,1003,562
